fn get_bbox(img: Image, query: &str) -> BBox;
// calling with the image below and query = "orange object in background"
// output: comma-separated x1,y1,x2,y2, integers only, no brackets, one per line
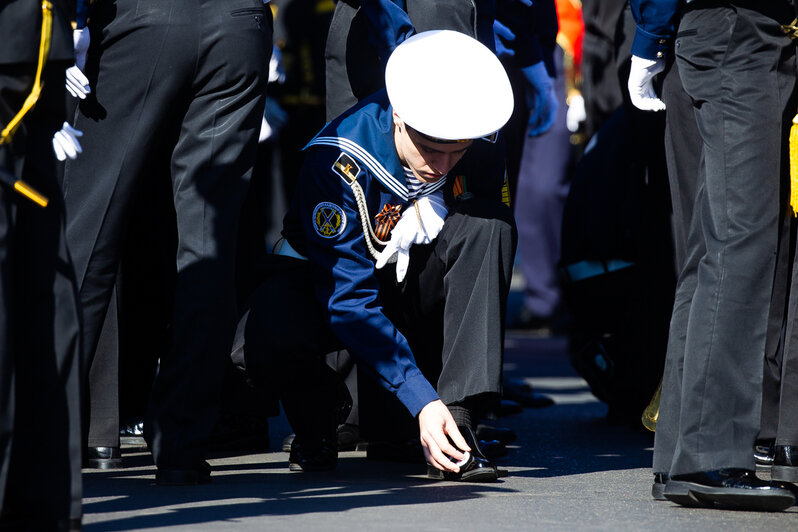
555,0,584,70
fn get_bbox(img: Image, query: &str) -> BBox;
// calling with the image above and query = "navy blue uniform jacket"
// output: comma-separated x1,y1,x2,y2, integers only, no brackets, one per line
282,89,508,417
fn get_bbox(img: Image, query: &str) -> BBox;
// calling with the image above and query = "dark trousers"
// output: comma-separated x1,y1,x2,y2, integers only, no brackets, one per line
665,1,796,476
232,199,516,440
62,0,271,470
0,61,82,526
651,58,702,475
324,0,495,121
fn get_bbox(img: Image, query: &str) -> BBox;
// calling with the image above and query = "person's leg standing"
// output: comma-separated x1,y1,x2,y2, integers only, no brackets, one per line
671,1,796,476
63,0,191,382
650,56,703,491
145,0,271,479
0,59,83,528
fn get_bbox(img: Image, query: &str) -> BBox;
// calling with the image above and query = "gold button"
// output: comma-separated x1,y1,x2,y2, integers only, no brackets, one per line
658,39,667,44
656,51,664,58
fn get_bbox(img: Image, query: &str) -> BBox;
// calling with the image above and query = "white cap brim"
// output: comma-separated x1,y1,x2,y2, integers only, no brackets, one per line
385,30,514,141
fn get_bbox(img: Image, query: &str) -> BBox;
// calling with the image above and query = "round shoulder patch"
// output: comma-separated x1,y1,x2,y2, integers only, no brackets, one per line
313,202,347,238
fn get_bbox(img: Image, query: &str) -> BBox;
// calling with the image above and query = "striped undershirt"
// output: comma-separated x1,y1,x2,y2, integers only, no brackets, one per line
404,167,445,201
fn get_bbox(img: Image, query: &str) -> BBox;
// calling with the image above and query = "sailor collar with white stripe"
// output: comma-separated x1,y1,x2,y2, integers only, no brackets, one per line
304,92,423,202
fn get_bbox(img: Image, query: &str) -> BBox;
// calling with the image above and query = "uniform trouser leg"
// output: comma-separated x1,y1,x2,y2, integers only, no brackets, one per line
145,0,270,470
759,213,792,443
777,219,798,444
324,0,384,121
87,285,120,449
397,198,517,407
231,257,345,441
651,57,703,474
0,62,82,526
669,3,796,476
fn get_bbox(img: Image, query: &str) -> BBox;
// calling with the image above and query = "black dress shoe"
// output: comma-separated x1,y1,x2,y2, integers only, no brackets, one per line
652,472,668,501
155,461,212,486
427,426,499,483
772,445,798,483
479,439,508,460
754,438,775,472
289,437,337,472
476,424,518,445
664,469,795,511
84,446,123,470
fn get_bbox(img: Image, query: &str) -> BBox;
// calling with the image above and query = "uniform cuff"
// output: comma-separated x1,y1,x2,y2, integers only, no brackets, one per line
395,373,439,418
632,26,670,62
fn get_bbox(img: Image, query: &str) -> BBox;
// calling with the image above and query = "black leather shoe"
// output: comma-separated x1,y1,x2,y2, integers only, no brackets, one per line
772,445,798,483
289,437,337,472
665,469,795,511
427,426,499,483
754,438,775,472
652,472,668,501
476,424,518,445
84,446,123,469
479,439,508,460
155,461,211,486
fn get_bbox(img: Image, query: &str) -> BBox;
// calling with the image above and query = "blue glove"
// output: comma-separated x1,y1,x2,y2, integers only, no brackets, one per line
521,61,558,137
493,20,516,59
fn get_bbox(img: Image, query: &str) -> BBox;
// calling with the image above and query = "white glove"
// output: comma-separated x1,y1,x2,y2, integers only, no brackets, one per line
52,122,83,161
415,191,448,242
628,55,666,112
566,93,586,133
66,28,91,99
374,192,448,282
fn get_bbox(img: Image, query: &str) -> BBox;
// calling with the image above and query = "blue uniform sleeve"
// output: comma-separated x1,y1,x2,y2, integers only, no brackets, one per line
629,0,683,61
359,0,415,66
75,0,95,29
495,0,558,72
294,149,439,417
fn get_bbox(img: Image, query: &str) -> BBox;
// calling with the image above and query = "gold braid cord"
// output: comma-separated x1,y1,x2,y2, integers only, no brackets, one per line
0,1,54,144
347,178,388,259
791,114,798,216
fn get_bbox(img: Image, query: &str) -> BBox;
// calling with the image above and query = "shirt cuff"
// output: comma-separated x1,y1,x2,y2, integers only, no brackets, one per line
631,26,670,61
395,372,439,418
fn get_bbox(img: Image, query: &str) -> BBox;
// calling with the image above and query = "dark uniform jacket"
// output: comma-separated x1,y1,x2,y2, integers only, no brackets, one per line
629,0,682,60
282,89,507,416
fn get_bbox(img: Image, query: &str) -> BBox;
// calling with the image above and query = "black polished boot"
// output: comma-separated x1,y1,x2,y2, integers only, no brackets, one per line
772,445,798,483
664,469,795,511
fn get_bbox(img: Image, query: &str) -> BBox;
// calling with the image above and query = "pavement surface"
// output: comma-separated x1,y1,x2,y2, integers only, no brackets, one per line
81,333,798,531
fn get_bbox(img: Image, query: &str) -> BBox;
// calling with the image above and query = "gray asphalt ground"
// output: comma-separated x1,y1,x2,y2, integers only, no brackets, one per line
81,332,798,531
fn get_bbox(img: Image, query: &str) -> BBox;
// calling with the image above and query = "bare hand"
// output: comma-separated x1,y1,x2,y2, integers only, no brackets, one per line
417,400,471,473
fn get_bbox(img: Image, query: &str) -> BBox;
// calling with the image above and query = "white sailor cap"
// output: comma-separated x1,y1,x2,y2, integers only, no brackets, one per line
385,30,513,143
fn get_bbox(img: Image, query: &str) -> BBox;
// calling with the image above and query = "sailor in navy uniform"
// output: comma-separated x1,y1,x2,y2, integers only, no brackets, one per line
232,30,516,480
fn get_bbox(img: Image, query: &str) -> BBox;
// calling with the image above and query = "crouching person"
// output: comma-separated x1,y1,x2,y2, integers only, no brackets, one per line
232,30,516,482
